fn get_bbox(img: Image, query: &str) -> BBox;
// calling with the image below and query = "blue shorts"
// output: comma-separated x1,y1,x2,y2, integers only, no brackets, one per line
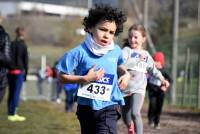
76,104,120,134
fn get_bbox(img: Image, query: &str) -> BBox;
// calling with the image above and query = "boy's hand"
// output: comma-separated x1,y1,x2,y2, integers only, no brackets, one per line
84,65,105,83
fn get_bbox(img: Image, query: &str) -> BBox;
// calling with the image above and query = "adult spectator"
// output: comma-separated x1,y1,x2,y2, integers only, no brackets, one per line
7,26,29,122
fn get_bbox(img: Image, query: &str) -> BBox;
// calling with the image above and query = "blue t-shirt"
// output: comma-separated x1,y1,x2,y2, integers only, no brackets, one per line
56,42,125,110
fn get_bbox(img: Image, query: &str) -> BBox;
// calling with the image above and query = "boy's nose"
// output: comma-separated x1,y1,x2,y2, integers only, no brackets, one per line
104,33,109,39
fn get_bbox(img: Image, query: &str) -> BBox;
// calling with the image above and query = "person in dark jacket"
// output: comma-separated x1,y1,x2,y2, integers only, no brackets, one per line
7,26,29,122
147,52,172,129
0,25,12,103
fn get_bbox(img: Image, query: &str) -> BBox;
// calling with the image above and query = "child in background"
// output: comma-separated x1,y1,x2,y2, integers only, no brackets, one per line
147,52,171,129
56,4,130,134
63,83,78,112
121,24,169,134
36,65,53,96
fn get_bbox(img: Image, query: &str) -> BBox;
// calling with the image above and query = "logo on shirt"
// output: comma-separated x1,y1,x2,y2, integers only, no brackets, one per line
131,52,148,62
95,74,114,85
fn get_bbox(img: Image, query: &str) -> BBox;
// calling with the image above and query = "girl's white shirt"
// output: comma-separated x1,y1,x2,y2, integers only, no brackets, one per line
122,47,163,97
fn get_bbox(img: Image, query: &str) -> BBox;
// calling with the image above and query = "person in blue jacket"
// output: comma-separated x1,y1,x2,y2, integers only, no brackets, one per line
63,83,78,112
56,4,130,134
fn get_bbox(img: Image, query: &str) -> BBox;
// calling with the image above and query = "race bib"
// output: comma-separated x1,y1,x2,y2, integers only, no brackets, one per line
77,74,114,101
126,52,148,73
132,61,147,73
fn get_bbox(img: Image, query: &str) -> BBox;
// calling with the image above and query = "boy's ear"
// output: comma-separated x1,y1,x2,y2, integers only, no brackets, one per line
89,26,96,34
87,31,93,37
88,28,93,34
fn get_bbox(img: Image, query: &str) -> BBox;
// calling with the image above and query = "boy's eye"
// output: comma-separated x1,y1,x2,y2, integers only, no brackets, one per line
99,28,115,35
110,31,115,35
99,28,107,31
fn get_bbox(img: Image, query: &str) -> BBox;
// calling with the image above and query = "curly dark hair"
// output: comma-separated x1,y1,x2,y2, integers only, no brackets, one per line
83,4,127,36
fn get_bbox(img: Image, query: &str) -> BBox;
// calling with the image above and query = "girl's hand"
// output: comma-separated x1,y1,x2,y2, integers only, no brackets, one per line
161,79,170,92
118,72,130,90
161,85,167,92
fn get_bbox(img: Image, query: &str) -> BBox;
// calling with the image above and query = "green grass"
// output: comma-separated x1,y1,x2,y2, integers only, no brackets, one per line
0,100,80,134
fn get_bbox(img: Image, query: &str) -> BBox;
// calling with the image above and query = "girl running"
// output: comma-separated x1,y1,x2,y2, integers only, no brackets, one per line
121,24,169,134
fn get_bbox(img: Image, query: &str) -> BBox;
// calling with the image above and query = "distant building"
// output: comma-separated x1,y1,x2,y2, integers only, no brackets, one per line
0,1,88,17
0,0,89,7
92,0,119,8
0,0,120,18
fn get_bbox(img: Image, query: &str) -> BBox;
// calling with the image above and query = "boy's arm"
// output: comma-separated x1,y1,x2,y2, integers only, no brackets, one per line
57,73,88,84
58,65,105,84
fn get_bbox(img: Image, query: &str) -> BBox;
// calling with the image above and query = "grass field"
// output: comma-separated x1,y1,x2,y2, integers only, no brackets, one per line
0,99,80,134
1,97,200,134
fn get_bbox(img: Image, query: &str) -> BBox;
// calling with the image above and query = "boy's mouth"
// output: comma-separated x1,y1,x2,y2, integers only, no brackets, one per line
101,40,108,44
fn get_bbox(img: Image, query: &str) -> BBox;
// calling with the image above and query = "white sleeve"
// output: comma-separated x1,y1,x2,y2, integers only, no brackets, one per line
122,47,130,63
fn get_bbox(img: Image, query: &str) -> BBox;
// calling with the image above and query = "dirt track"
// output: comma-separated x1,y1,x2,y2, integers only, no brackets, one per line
55,102,200,134
117,106,200,134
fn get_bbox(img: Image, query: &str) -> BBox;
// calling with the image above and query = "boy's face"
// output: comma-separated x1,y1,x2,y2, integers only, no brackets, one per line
128,30,146,49
89,20,116,46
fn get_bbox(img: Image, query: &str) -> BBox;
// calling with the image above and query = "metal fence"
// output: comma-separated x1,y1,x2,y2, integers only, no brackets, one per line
21,76,65,102
173,50,200,108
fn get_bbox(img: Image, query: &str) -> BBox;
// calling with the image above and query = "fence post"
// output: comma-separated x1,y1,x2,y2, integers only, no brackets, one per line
183,48,190,105
189,62,193,105
171,0,179,105
21,83,27,101
41,55,46,72
198,54,200,108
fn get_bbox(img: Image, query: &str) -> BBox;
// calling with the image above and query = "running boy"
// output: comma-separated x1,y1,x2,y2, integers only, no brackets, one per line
121,24,169,134
56,4,130,134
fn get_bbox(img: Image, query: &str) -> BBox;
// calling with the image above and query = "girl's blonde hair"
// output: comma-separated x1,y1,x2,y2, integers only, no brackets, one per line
128,24,146,37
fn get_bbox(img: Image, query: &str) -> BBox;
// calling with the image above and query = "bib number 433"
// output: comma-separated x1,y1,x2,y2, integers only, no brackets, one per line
77,83,112,101
87,84,105,95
